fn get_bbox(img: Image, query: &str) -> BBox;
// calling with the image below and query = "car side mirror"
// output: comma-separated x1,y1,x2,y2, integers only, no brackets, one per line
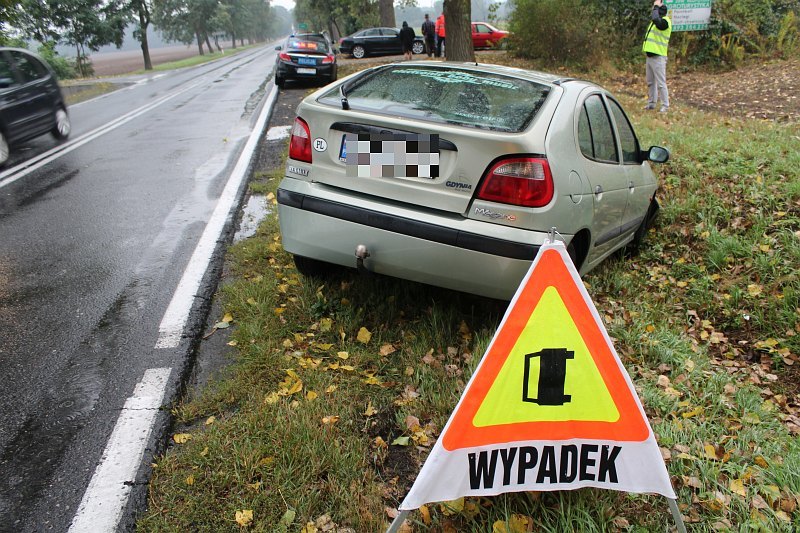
645,145,670,163
275,45,282,51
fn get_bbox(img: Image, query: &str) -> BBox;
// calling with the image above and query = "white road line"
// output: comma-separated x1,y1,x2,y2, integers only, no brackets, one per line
68,368,171,533
155,83,279,349
0,80,203,189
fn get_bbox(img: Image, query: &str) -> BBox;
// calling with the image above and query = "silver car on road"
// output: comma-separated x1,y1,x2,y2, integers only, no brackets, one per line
277,62,669,299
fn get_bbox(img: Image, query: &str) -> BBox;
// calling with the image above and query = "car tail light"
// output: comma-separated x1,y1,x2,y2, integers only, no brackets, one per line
289,117,312,163
322,54,335,64
279,52,291,61
476,157,554,208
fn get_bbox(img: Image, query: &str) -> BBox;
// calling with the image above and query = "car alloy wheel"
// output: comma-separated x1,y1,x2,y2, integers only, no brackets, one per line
0,131,9,167
52,108,71,139
412,41,424,54
352,45,365,59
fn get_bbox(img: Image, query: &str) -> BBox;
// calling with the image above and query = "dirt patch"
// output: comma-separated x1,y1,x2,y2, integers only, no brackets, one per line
611,57,800,122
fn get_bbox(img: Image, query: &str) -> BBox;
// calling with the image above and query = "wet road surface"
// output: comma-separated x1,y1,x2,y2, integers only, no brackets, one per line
0,45,278,532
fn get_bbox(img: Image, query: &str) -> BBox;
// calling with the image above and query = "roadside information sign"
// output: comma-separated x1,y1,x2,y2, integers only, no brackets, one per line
666,0,712,31
398,240,675,511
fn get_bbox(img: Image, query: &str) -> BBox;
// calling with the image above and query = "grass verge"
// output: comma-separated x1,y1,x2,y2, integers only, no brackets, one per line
138,56,800,532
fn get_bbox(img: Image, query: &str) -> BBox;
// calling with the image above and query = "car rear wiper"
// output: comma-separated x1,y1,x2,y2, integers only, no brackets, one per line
339,64,393,110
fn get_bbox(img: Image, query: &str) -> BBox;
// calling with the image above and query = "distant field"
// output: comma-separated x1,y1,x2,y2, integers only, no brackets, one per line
90,42,237,77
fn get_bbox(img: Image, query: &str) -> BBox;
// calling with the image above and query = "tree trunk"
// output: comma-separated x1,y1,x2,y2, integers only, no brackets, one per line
231,30,237,49
378,0,395,28
138,9,152,70
196,30,204,55
205,34,214,54
444,0,474,62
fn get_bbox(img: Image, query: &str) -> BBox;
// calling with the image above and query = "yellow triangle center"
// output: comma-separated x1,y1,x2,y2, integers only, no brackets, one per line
473,286,619,427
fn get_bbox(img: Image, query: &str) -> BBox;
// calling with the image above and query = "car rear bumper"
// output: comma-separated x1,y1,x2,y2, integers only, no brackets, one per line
277,178,560,299
277,62,335,80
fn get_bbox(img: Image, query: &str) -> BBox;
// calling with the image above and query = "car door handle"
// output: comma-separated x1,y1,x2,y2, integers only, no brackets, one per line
628,181,635,190
594,185,603,195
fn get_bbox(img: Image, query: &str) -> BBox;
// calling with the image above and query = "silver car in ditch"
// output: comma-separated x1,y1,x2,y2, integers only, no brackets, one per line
277,62,669,299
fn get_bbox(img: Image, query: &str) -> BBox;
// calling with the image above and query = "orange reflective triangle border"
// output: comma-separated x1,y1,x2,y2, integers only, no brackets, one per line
442,244,650,451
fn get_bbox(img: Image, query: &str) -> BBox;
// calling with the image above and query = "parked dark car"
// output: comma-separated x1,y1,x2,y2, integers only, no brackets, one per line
0,47,70,167
338,27,425,59
275,34,338,88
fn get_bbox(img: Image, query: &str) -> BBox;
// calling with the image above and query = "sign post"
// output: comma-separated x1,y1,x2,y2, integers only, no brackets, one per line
388,239,685,532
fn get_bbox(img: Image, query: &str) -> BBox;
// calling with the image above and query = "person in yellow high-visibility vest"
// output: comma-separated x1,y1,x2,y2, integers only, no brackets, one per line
643,0,672,113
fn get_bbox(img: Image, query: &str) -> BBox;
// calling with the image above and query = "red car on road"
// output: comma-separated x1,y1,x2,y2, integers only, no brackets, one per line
472,22,509,49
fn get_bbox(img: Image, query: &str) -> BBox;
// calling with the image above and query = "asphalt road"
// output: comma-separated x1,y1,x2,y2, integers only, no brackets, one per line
0,44,279,532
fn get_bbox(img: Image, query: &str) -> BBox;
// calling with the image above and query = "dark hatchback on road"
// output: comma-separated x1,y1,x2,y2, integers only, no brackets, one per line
339,27,425,59
0,47,71,166
274,34,338,88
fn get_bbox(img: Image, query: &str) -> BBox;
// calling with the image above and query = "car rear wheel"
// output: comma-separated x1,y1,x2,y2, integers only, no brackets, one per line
412,41,424,54
294,255,336,277
629,198,660,252
0,131,9,167
51,107,70,139
275,75,285,88
352,45,366,59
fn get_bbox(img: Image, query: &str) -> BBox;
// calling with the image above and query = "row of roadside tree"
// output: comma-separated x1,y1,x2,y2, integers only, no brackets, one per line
0,0,293,78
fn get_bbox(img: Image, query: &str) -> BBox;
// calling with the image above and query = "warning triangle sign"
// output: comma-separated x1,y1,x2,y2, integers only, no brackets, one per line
442,244,649,450
398,240,675,511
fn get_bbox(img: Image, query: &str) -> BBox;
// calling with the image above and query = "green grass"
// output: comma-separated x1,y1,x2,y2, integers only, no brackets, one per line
138,57,800,532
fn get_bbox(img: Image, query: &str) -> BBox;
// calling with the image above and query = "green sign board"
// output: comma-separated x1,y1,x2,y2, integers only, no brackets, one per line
298,22,309,31
666,0,712,31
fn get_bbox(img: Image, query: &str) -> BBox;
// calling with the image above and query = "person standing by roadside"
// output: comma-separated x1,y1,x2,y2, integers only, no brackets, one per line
399,21,416,61
421,13,436,58
435,9,446,59
643,0,672,113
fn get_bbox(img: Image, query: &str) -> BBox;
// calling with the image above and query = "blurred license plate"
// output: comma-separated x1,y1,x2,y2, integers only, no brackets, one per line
298,57,316,65
297,67,316,74
340,133,439,179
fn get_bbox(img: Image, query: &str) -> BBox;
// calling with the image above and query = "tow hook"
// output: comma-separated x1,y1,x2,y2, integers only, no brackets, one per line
355,244,371,275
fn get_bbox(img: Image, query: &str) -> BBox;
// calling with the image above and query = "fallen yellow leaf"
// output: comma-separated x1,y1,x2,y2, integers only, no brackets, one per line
306,391,318,401
319,318,333,332
325,385,337,393
264,391,280,404
246,297,257,306
364,402,378,416
173,433,192,444
185,474,194,486
337,351,349,359
730,478,746,496
419,505,431,525
357,327,372,344
235,509,253,527
322,415,340,424
440,497,464,515
205,416,215,426
286,380,303,395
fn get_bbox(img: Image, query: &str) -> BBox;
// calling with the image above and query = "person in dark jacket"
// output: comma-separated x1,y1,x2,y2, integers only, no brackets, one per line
642,0,672,112
399,21,416,60
421,14,436,58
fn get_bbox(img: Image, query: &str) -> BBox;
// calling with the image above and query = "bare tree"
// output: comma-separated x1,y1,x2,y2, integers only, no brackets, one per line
444,0,473,61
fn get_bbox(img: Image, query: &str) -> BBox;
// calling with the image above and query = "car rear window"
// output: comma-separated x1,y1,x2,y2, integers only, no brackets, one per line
287,39,330,53
319,66,550,133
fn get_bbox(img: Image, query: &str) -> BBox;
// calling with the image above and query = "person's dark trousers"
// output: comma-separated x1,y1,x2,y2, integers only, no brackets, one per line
436,36,445,58
425,37,435,57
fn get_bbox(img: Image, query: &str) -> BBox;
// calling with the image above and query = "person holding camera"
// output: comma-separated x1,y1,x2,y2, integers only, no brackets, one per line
643,0,672,113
